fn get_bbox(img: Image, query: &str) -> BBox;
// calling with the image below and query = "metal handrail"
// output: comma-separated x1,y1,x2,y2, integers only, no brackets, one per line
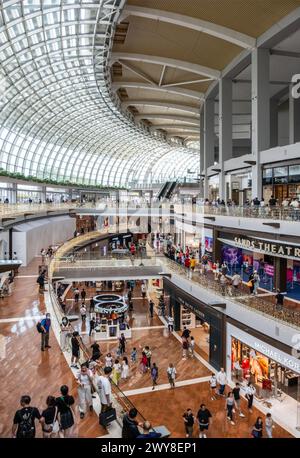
162,255,300,329
48,282,147,423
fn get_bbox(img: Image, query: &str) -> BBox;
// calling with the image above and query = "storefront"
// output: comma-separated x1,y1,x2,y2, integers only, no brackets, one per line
263,163,300,203
225,169,252,205
163,278,226,370
215,229,300,297
227,321,300,403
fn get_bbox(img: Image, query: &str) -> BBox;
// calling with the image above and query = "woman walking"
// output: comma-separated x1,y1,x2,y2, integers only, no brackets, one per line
76,364,93,419
40,396,59,438
56,385,75,438
182,408,195,438
112,359,122,385
225,392,235,425
60,316,71,352
252,417,263,438
167,363,176,389
245,382,256,413
121,356,129,380
151,363,158,390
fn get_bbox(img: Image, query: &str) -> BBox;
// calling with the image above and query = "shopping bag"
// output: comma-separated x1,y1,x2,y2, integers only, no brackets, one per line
99,407,117,427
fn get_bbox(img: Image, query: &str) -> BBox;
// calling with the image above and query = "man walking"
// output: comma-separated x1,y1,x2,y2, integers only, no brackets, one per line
217,367,227,396
149,300,154,318
40,313,51,351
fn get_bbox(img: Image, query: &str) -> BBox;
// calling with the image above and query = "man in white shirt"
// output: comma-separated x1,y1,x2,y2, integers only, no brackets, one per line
167,316,174,333
95,367,112,413
217,368,227,396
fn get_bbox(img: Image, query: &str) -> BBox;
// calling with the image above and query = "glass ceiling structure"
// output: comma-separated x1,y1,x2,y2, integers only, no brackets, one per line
0,0,200,187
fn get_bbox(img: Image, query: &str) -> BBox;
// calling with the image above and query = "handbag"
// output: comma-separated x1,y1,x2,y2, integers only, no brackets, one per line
247,280,253,287
99,407,116,427
43,407,59,434
251,429,260,438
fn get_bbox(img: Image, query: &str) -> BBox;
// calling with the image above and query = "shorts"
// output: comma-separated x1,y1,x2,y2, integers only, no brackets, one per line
199,424,209,431
72,349,80,358
185,425,193,435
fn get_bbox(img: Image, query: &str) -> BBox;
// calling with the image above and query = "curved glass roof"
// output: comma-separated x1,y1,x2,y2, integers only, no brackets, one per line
0,0,199,187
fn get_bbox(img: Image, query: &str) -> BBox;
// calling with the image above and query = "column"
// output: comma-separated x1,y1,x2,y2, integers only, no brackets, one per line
200,107,204,197
274,257,286,292
251,48,270,200
41,185,46,203
203,98,215,198
270,98,278,148
11,182,17,204
289,88,300,144
219,78,232,200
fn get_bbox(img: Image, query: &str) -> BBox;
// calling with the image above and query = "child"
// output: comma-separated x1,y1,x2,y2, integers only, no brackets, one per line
131,347,137,363
139,352,148,374
189,336,195,357
105,353,113,368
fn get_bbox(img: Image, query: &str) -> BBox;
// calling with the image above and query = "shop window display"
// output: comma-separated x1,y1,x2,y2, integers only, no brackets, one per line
286,260,300,300
231,338,299,401
221,244,274,291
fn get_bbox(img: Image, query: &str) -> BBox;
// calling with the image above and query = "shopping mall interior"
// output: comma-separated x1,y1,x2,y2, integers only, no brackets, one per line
1,0,300,444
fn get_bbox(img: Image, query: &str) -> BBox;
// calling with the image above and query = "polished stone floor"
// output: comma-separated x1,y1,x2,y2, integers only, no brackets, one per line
0,259,293,438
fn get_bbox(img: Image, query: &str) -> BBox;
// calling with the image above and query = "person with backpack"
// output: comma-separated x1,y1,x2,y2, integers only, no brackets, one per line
36,271,46,293
56,385,75,438
12,395,41,438
39,313,51,351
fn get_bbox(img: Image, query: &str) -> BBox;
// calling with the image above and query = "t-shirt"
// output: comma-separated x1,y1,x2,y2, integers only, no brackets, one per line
41,406,56,425
183,413,194,426
96,375,112,405
232,387,240,400
56,395,75,414
13,407,41,438
182,329,190,339
71,337,80,351
197,409,212,425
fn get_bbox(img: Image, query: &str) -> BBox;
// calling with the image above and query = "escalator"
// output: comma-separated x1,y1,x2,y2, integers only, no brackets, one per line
157,181,171,200
165,181,177,199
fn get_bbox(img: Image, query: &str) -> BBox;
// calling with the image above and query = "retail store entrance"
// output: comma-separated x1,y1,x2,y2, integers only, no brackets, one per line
163,278,225,370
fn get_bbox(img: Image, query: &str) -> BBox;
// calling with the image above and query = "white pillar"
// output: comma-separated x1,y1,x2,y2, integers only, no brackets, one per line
218,78,232,200
203,98,215,198
200,108,204,198
270,98,278,148
251,48,270,200
289,87,300,144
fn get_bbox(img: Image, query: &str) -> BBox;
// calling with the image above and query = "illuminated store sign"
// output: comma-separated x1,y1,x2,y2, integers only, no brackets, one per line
218,236,300,260
253,342,300,373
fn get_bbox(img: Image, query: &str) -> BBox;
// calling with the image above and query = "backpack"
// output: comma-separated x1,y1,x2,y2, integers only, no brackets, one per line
18,409,35,438
36,321,43,333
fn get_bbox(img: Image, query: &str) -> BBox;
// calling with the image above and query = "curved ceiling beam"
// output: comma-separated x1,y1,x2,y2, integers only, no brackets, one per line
119,6,256,50
122,100,200,114
111,81,204,101
150,125,200,132
135,114,199,125
111,53,221,79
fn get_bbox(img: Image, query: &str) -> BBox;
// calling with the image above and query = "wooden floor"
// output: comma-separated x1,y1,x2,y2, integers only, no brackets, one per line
0,260,293,438
128,383,292,438
0,259,104,438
